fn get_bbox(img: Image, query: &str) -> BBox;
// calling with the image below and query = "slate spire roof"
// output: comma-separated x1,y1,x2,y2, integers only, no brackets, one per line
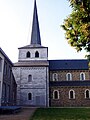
19,0,46,49
30,0,41,45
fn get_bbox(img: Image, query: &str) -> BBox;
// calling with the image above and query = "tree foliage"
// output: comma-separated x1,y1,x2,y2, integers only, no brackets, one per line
62,0,90,59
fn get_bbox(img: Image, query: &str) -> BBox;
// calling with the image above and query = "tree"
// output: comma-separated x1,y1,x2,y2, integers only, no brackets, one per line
61,0,90,60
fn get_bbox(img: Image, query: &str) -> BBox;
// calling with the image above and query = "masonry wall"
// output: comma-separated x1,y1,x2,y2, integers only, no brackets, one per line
50,70,90,81
50,86,90,107
50,69,90,107
13,66,49,107
18,47,48,61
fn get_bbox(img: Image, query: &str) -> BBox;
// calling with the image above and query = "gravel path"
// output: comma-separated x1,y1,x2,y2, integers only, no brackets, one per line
0,108,36,120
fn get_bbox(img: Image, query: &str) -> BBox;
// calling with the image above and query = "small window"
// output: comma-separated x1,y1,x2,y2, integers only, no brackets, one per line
80,72,85,80
28,75,32,82
53,90,59,99
66,73,72,81
35,51,39,58
53,73,58,81
85,89,90,99
69,90,75,99
28,93,32,100
26,51,31,58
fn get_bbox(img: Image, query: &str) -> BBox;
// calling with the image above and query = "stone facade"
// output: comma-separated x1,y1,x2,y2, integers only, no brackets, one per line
50,69,90,107
13,66,49,106
18,47,48,61
50,70,90,81
13,42,49,107
50,86,90,107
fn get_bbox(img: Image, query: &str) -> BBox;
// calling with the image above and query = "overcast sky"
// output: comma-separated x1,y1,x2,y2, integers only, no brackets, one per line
0,0,86,62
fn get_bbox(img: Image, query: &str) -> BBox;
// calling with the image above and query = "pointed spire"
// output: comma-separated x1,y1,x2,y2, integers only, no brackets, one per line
30,0,41,45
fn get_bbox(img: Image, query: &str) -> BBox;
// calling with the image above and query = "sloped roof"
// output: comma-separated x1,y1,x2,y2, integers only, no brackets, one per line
14,60,49,67
18,45,47,49
49,59,89,70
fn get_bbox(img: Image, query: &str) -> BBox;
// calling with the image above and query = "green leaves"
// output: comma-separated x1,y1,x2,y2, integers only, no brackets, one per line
62,0,90,59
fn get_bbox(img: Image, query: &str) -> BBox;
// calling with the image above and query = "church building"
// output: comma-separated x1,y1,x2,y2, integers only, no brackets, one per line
13,0,90,107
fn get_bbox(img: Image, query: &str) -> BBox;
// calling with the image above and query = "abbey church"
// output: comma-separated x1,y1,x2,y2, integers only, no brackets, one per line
0,0,90,107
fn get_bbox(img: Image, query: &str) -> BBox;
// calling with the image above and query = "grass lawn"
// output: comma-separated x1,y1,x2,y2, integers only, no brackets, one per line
30,108,90,120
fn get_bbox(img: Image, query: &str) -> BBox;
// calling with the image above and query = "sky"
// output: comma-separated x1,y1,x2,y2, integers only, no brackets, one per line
0,0,86,63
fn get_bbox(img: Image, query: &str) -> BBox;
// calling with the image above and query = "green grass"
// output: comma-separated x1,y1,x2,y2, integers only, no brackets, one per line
30,108,90,120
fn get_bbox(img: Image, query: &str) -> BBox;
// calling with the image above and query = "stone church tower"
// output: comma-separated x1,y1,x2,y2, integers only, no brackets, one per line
13,0,49,107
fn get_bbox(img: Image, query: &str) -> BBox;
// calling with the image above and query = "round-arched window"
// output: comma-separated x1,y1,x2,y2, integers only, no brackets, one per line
26,51,31,58
35,51,39,58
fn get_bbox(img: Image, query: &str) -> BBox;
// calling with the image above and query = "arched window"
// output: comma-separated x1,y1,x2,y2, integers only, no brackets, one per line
28,75,32,82
53,90,59,99
35,51,39,58
53,73,58,81
66,73,72,81
85,89,90,99
26,51,31,58
28,93,32,100
80,72,85,80
69,90,75,99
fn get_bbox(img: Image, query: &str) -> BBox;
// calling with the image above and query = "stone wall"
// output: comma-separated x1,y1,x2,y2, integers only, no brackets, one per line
50,70,90,81
13,66,49,106
50,69,90,107
50,86,90,107
18,47,48,61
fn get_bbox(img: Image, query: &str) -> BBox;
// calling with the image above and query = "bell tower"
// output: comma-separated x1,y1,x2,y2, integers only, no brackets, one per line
18,0,48,61
13,0,49,107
